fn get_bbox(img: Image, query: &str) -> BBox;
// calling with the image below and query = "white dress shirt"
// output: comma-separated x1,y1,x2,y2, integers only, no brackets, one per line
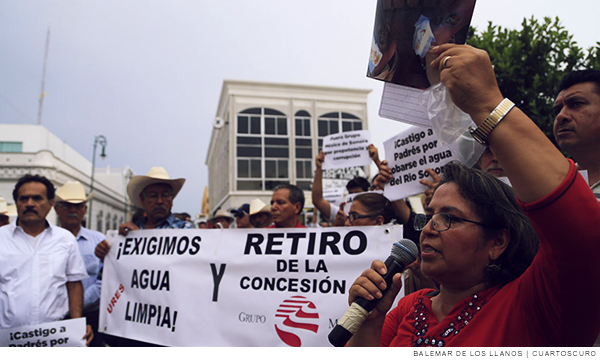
0,220,88,329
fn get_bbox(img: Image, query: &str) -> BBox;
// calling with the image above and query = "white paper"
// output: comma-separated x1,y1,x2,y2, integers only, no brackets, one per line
323,187,345,206
379,83,430,127
321,130,372,170
382,126,460,201
0,318,87,347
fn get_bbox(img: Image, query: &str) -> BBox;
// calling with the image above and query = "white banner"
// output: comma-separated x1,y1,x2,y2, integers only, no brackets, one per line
321,130,372,170
0,318,87,347
383,126,459,201
99,226,405,347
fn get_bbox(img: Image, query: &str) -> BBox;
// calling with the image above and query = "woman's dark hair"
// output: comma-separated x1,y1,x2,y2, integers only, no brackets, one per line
352,192,396,224
438,162,539,288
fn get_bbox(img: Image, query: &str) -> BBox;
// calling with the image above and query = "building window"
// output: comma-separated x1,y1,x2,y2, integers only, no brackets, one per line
236,107,289,191
105,213,111,233
295,110,313,191
0,142,23,153
97,211,103,232
237,108,261,135
317,112,363,150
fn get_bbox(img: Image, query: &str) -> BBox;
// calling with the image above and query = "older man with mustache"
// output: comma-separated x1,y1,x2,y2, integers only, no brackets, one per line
95,166,192,258
93,167,192,347
0,174,92,345
54,181,105,346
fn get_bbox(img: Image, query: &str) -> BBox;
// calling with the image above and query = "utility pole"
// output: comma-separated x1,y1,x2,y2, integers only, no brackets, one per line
38,27,50,125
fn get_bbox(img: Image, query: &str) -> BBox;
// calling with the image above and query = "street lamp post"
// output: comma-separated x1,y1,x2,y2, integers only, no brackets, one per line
88,135,107,229
123,167,133,222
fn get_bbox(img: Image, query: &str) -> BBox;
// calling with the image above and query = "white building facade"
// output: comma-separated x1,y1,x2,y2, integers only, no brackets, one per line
206,80,371,223
0,124,131,232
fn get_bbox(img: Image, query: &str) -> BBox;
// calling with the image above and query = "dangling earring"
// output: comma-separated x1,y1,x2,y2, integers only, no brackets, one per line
486,262,501,274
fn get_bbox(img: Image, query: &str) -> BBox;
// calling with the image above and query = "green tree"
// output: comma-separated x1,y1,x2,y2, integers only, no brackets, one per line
467,16,599,146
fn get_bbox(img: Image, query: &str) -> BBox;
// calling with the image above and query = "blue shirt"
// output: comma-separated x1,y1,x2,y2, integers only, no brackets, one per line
135,213,193,230
75,226,105,313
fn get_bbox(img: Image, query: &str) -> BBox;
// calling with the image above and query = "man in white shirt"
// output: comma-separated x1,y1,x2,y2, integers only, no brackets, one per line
0,174,91,345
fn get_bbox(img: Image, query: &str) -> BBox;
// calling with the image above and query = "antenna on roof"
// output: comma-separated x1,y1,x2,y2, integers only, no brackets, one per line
38,27,50,125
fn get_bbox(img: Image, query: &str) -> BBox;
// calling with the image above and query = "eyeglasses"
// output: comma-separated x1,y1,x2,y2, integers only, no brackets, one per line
346,211,377,224
413,212,489,232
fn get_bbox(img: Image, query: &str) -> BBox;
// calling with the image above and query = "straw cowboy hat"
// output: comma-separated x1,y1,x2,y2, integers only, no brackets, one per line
55,181,93,204
5,204,17,217
249,198,271,216
0,196,8,214
127,167,185,208
0,196,17,217
209,208,234,222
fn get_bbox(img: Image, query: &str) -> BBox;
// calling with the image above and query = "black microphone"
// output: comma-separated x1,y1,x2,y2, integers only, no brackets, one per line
328,238,418,347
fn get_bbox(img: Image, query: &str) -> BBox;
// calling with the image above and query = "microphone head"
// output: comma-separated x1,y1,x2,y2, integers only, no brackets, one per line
391,239,418,265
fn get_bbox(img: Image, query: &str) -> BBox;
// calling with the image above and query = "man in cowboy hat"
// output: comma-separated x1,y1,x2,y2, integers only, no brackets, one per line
95,166,192,259
0,174,92,345
209,208,234,229
94,167,191,347
54,181,105,347
248,198,272,228
231,203,252,228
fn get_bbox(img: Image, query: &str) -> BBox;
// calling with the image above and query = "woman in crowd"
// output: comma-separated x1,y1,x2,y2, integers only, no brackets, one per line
343,192,396,227
346,44,600,346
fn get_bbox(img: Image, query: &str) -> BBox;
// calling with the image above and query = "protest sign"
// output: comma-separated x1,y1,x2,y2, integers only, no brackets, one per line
382,126,459,201
99,226,406,347
322,166,367,190
323,187,345,206
0,318,87,347
321,130,371,170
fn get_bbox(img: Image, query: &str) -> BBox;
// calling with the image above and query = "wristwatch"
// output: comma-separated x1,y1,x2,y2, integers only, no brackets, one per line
468,98,515,145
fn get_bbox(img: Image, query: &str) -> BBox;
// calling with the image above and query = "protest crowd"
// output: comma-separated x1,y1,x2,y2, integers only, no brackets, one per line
1,2,600,350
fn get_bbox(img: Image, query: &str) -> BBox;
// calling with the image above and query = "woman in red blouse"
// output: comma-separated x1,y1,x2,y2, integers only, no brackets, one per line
345,44,600,347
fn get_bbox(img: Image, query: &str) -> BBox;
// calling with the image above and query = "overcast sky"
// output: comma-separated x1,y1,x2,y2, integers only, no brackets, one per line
0,0,598,215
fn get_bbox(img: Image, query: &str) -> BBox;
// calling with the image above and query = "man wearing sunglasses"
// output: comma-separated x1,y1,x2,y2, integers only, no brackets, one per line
54,181,105,346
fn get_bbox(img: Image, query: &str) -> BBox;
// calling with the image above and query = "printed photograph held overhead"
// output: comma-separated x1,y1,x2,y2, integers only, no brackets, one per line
367,0,477,89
